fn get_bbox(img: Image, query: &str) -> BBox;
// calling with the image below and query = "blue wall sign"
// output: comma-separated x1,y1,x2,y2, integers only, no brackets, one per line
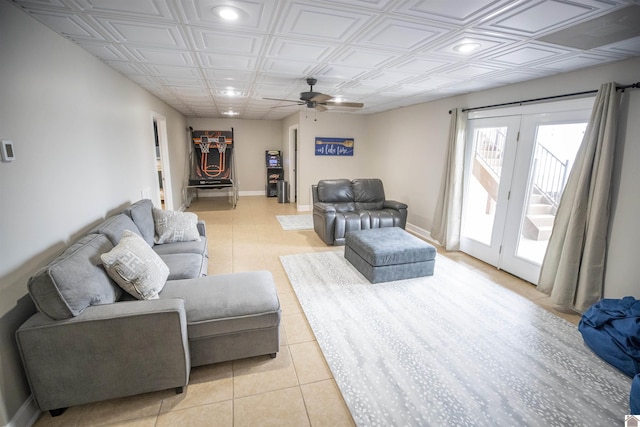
315,137,354,156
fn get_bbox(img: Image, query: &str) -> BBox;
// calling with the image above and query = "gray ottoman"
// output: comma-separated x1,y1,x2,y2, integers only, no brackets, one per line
344,227,436,283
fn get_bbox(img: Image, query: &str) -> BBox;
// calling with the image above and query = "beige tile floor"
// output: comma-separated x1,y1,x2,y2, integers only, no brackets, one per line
33,196,580,427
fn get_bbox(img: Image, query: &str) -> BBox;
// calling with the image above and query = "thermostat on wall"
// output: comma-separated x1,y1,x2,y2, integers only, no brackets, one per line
1,140,15,162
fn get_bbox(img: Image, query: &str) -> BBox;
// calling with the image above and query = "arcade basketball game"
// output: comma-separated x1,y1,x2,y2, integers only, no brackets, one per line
188,129,237,207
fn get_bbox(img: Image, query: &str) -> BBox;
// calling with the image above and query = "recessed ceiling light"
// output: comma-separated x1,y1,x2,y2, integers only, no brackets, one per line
223,110,239,116
223,88,238,96
213,6,239,21
453,42,482,54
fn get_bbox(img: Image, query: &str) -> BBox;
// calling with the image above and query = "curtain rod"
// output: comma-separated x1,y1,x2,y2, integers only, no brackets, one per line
448,81,640,114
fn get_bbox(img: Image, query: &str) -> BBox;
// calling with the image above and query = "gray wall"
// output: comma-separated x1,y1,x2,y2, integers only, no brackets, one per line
0,3,187,424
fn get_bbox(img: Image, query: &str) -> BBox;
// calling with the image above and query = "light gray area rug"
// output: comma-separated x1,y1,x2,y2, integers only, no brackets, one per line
276,214,313,230
280,250,631,426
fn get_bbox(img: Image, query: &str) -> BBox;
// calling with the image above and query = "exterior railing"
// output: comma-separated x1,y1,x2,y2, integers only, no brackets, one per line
473,127,506,177
532,144,569,209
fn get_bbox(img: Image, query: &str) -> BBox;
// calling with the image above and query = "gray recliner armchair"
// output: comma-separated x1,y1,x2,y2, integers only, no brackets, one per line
312,178,408,245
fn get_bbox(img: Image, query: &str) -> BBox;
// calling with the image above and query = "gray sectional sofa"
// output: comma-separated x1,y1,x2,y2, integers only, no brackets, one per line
312,178,408,245
16,199,281,416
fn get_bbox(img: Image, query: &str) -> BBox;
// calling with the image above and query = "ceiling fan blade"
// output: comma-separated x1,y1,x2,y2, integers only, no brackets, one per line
310,93,333,103
314,104,328,112
263,97,304,104
270,104,301,109
324,101,364,108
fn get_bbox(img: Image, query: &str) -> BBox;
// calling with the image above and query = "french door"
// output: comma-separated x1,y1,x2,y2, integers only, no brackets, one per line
460,103,591,284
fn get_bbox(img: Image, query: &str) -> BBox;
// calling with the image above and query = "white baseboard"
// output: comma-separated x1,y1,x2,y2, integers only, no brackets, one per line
240,191,266,197
5,396,39,427
405,223,438,244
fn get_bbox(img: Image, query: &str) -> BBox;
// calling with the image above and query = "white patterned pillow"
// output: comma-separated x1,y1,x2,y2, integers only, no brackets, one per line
153,207,201,244
100,230,169,300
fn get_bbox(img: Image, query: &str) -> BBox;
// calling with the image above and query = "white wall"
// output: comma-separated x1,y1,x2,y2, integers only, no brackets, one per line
0,3,186,425
364,100,452,230
186,118,282,195
296,111,369,209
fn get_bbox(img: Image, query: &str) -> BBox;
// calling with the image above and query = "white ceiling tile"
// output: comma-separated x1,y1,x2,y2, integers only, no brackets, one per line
126,46,196,66
14,0,68,8
210,82,252,94
278,3,373,41
402,76,461,90
76,41,128,60
396,0,514,24
203,69,255,82
487,0,597,36
159,77,206,87
27,10,106,41
269,38,336,62
356,18,451,50
197,52,257,70
104,60,147,75
262,58,318,76
191,28,263,54
126,75,162,86
491,69,547,83
71,0,177,21
388,57,449,74
169,87,211,98
490,45,569,65
95,18,187,48
145,65,202,78
316,65,370,80
439,64,500,79
538,53,619,70
362,70,415,84
335,47,399,68
314,0,398,10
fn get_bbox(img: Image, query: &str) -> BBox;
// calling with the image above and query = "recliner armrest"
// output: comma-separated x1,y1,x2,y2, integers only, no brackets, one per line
384,200,408,210
313,202,337,214
16,299,190,412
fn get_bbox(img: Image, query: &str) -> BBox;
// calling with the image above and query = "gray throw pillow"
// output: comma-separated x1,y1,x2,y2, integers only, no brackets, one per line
153,207,200,244
101,230,169,300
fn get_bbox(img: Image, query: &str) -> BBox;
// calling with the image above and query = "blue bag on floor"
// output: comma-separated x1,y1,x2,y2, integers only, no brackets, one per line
578,296,640,377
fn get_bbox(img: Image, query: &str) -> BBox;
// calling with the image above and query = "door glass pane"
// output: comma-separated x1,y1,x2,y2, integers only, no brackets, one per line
516,122,587,263
462,127,507,245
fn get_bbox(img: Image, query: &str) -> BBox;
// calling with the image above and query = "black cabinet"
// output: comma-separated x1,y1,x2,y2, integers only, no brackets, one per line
266,150,283,197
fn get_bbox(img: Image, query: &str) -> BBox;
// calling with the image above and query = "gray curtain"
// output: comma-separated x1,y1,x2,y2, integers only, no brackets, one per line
538,82,619,312
431,108,466,251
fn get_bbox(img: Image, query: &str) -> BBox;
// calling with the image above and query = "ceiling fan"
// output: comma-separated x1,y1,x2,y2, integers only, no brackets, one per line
264,78,364,112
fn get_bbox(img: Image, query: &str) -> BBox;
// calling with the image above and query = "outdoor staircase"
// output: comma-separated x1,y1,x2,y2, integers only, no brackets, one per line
523,191,555,241
472,134,564,242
